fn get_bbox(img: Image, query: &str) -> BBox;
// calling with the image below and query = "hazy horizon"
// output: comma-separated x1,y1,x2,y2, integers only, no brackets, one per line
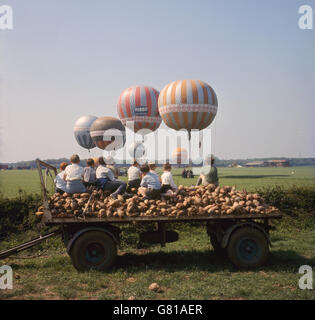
1,1,314,163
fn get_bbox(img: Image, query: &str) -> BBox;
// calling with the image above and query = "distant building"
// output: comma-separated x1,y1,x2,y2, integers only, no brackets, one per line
244,161,267,167
0,164,8,170
228,162,243,168
267,160,290,167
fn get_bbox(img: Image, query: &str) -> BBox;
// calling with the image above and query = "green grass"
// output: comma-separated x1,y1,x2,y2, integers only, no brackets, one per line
0,218,314,300
0,166,314,300
1,166,314,198
0,169,55,199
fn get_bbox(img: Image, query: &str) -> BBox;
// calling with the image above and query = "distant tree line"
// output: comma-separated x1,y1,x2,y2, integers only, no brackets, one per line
1,157,315,169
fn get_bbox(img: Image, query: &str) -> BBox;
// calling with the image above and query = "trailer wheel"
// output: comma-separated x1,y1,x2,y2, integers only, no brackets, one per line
70,231,117,272
209,233,225,255
227,227,269,268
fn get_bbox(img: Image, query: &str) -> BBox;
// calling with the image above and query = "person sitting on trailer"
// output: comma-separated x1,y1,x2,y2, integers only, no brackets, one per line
148,161,157,174
160,162,179,196
106,158,119,179
127,160,141,192
138,164,161,200
63,154,86,193
96,156,127,199
54,162,68,194
83,158,97,188
149,161,162,183
196,156,219,187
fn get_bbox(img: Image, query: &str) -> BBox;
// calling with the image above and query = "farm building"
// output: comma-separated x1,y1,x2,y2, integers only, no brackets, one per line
267,160,290,167
244,161,267,167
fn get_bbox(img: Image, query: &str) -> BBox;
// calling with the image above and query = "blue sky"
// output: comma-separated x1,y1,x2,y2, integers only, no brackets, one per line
1,0,314,162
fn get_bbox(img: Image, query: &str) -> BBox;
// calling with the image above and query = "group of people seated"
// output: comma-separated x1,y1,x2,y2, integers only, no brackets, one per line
54,154,127,199
127,161,180,200
54,154,219,201
181,168,194,179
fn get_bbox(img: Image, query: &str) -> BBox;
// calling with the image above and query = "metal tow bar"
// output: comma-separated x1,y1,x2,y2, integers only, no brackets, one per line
0,230,61,260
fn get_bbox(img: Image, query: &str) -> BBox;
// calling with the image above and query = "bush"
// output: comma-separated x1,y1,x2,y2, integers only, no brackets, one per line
256,186,315,211
0,192,42,238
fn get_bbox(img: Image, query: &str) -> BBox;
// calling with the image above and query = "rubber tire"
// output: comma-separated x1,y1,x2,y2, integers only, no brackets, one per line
227,227,269,268
70,231,117,272
209,233,226,255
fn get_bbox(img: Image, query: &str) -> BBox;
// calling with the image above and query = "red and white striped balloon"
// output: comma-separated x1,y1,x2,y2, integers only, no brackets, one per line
117,86,162,134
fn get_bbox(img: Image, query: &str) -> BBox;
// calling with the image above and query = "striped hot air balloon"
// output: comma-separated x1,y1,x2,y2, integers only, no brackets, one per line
172,147,188,164
90,116,126,151
73,115,98,150
117,86,162,134
158,80,218,139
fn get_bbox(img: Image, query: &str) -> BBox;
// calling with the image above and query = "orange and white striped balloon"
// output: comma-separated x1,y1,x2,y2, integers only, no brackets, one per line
158,80,218,133
172,147,188,164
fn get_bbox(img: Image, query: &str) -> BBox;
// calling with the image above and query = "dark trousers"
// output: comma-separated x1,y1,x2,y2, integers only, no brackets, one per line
55,187,65,195
104,180,127,196
83,181,97,187
160,184,173,193
127,179,141,192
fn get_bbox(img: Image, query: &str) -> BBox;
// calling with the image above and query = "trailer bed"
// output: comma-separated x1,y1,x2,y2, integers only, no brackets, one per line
45,213,282,225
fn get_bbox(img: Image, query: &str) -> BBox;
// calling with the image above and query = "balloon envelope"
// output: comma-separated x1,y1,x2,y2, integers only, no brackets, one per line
128,141,146,159
74,115,98,150
172,147,188,164
90,116,126,150
158,80,218,134
117,86,161,134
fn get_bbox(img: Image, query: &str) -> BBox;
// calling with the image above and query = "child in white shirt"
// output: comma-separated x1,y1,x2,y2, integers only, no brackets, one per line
160,163,178,196
127,160,141,192
54,162,68,194
138,164,161,199
63,154,86,193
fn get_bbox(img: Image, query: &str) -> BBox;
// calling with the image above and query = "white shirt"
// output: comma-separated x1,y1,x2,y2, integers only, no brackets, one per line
161,171,177,189
128,166,140,181
64,164,84,181
96,165,115,181
55,171,66,190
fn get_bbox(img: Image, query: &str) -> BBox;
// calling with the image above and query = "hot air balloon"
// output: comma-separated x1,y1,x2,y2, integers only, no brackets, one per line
73,115,98,150
158,80,218,140
172,147,188,164
128,141,146,159
90,116,126,150
117,86,162,137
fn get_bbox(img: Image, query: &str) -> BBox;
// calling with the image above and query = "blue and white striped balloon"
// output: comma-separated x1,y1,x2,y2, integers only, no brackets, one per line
74,115,98,150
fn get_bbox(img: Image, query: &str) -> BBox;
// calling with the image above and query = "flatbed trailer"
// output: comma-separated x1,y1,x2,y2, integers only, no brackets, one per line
0,160,282,271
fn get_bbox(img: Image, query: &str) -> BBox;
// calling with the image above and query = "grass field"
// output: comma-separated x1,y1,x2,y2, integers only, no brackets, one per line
0,218,314,300
1,166,315,198
0,166,314,300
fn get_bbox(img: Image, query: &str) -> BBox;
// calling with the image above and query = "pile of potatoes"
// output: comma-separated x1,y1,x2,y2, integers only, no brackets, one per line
36,184,279,218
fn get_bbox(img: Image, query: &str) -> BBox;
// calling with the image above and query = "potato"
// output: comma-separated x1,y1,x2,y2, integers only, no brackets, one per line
46,184,276,219
176,203,184,209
